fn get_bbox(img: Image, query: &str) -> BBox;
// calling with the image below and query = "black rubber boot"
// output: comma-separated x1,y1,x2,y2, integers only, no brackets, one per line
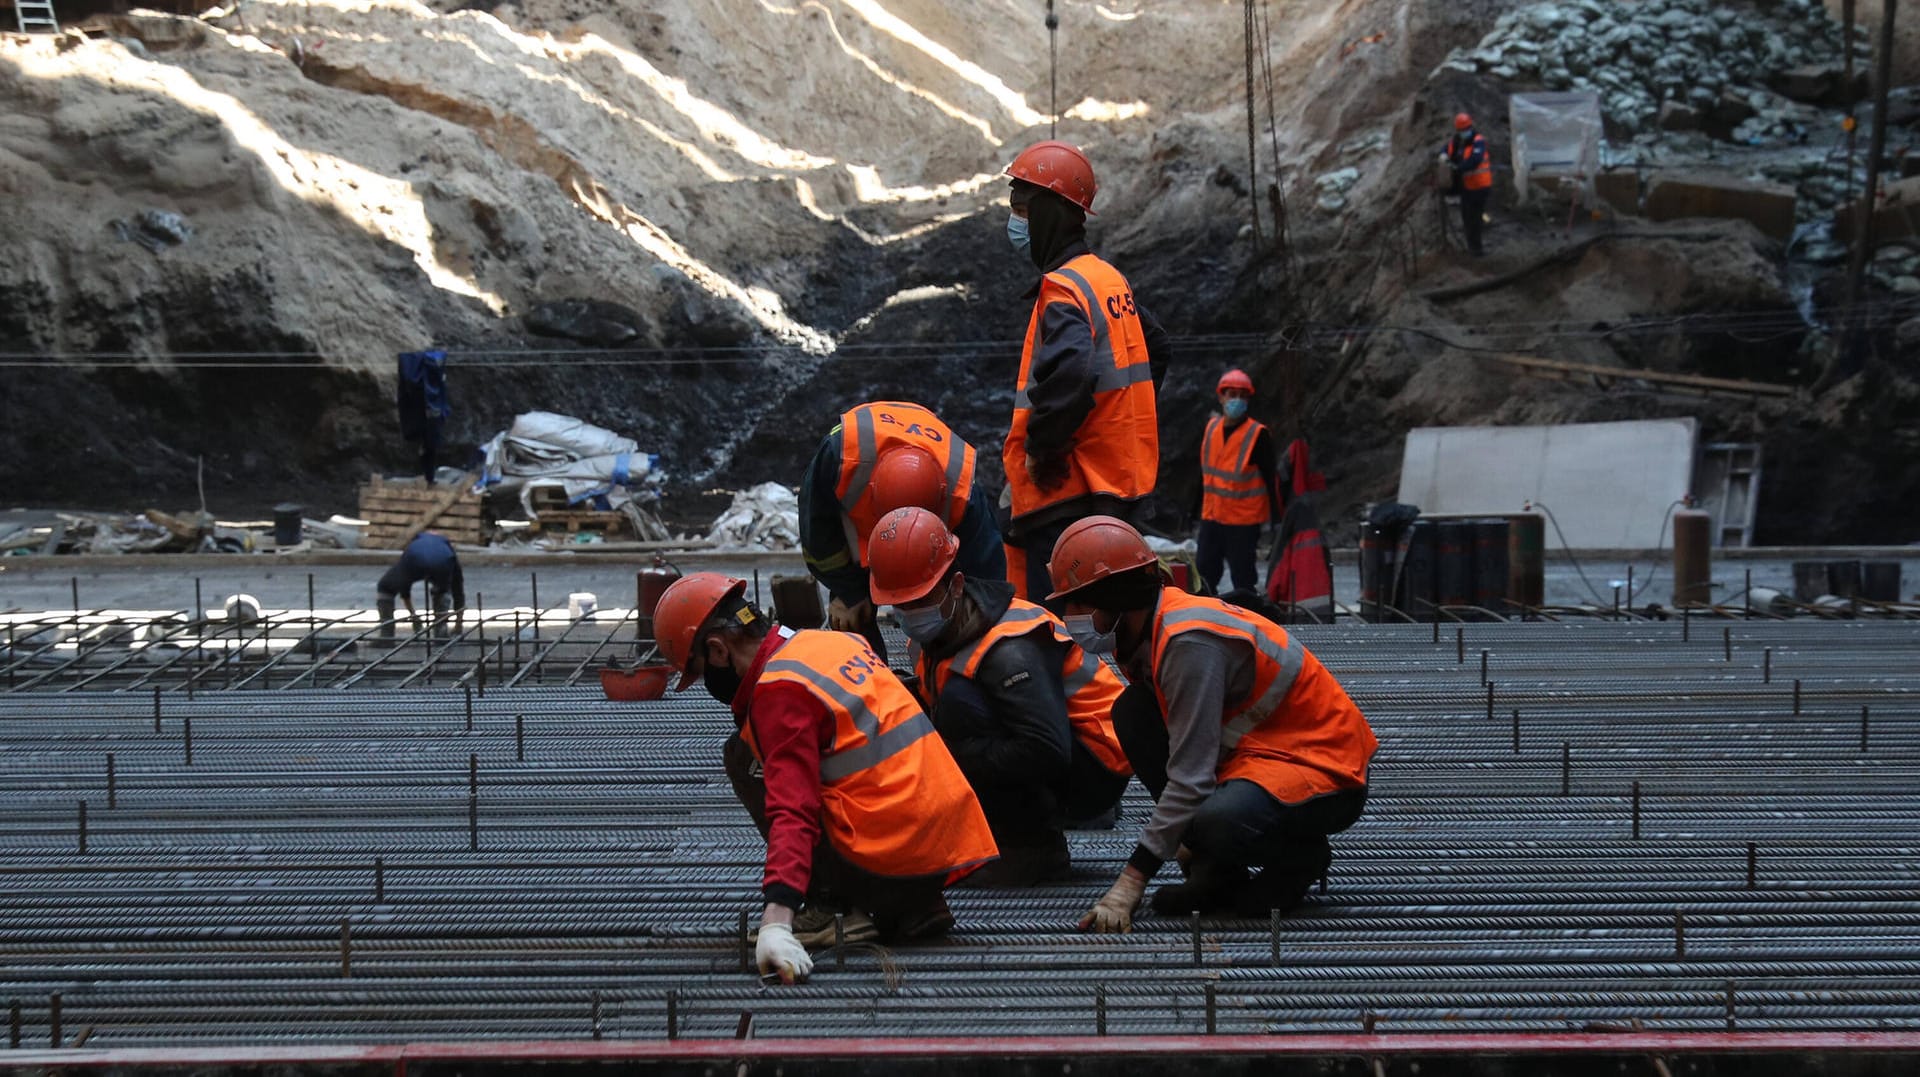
1233,838,1333,917
1149,858,1247,916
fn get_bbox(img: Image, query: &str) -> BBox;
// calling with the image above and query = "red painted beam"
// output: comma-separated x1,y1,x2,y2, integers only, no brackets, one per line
5,1031,1920,1068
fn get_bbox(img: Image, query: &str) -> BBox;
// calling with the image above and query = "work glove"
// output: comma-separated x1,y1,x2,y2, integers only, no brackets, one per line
826,597,872,633
754,922,814,985
1025,453,1071,494
1078,869,1148,934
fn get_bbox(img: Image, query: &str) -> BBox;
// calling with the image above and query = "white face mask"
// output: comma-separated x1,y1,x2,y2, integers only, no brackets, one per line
898,584,957,644
1065,613,1116,655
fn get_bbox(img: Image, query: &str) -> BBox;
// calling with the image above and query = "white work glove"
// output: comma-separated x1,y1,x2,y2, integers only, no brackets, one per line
1078,868,1148,934
754,922,813,985
827,597,871,633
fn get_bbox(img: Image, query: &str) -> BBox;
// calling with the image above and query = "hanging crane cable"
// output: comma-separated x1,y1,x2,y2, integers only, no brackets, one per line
1046,1,1059,138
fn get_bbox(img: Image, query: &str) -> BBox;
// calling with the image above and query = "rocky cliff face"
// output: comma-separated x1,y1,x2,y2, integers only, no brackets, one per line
3,0,1914,545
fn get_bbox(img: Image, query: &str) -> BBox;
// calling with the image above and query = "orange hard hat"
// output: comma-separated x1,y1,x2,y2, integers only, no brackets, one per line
870,446,949,517
1046,515,1157,600
867,507,959,606
1005,139,1098,214
1454,112,1474,131
1217,368,1255,395
653,572,746,691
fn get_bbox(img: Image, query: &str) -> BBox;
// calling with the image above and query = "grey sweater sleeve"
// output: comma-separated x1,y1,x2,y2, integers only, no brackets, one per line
1133,634,1244,868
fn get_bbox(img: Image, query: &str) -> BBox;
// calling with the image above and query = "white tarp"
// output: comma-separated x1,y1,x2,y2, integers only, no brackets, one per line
1397,418,1698,550
1510,91,1603,203
708,482,800,551
477,411,662,516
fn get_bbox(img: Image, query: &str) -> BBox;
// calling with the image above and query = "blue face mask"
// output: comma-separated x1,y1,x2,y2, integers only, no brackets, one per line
900,603,949,643
1065,613,1116,655
1222,396,1249,421
1007,213,1031,258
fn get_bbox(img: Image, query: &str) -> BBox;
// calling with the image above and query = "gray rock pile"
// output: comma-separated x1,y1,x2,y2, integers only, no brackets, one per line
1444,0,1853,139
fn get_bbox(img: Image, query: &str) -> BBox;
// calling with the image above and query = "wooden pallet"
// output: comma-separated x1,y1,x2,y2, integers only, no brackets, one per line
529,509,629,538
358,473,484,548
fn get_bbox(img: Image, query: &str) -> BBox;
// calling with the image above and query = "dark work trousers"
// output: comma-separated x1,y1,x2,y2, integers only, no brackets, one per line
1196,520,1264,596
1458,188,1490,254
931,676,1064,852
375,587,451,639
722,732,946,938
1110,683,1367,873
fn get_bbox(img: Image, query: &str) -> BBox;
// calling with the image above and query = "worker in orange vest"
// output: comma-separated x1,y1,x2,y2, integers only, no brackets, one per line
1000,140,1169,609
1194,368,1282,596
866,507,1132,885
1045,517,1378,931
653,572,998,983
1443,112,1493,256
799,401,1005,663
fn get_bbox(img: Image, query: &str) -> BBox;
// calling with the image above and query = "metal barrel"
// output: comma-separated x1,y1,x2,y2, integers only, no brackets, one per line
1672,509,1713,607
1472,518,1510,618
1506,513,1545,612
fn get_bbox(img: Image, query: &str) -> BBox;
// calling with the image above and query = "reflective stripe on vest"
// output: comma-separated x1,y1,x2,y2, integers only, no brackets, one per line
1201,416,1270,525
834,402,974,562
918,598,1131,775
1002,253,1159,521
1012,268,1154,410
763,657,937,783
1153,603,1305,758
1447,134,1493,190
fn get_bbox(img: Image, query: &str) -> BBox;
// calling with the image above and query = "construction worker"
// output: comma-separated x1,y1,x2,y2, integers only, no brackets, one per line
1195,368,1282,596
1045,517,1378,931
866,507,1132,885
1000,139,1170,609
800,401,1005,663
653,572,997,984
375,530,464,639
1443,112,1493,256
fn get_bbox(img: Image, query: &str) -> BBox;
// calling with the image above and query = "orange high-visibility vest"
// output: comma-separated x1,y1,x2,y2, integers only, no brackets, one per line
1148,590,1376,804
834,402,976,564
1200,415,1271,526
915,597,1131,776
751,630,998,878
1003,253,1158,522
1446,133,1493,191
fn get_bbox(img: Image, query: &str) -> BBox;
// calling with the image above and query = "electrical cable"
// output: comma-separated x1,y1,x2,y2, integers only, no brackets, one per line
1524,499,1615,608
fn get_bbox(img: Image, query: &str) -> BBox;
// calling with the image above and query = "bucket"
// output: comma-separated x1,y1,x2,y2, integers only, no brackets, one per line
272,503,304,547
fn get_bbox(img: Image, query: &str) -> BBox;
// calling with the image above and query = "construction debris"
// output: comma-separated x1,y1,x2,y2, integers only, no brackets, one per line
707,482,800,551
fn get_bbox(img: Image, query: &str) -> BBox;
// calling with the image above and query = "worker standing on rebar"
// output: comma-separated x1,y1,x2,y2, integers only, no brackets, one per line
1193,369,1282,596
375,530,464,640
1000,140,1170,610
800,401,1005,664
652,572,997,984
1443,113,1493,256
865,507,1131,885
1045,517,1377,930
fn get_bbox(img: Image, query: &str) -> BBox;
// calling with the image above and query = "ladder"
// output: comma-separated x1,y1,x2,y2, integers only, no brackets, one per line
15,0,59,33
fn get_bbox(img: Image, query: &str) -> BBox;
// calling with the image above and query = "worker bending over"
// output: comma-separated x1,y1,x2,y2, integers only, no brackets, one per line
1000,140,1169,607
1046,517,1378,930
375,530,464,639
800,400,1005,662
653,573,997,984
1194,368,1282,595
867,507,1132,885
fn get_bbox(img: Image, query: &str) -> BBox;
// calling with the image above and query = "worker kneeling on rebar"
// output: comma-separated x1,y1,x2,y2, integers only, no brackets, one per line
653,572,998,984
1048,517,1379,930
866,507,1132,886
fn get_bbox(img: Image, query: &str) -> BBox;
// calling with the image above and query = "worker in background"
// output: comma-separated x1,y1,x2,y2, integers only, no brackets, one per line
375,530,464,640
653,572,997,985
1194,368,1282,596
1045,517,1378,930
1000,139,1170,609
800,401,1005,663
1443,112,1493,256
866,507,1132,885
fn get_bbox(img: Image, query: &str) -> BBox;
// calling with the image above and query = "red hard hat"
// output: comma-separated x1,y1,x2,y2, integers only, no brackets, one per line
653,572,746,691
1217,368,1255,395
871,446,949,517
867,507,959,607
1047,515,1157,600
1005,139,1098,214
1454,112,1474,131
